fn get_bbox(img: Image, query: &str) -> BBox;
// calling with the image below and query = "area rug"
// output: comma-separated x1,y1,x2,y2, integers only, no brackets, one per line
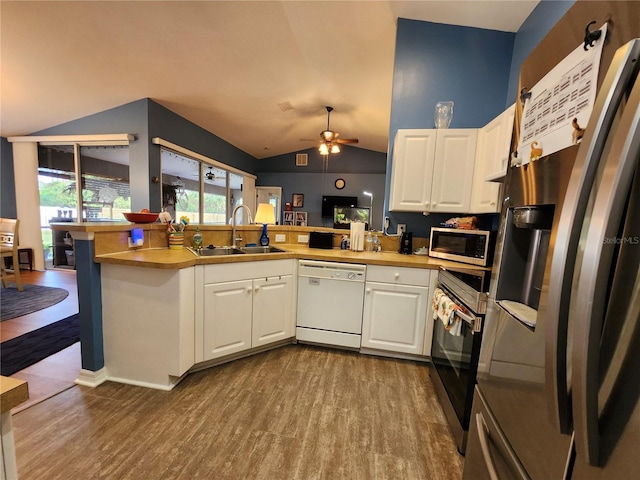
0,314,79,376
1,284,69,321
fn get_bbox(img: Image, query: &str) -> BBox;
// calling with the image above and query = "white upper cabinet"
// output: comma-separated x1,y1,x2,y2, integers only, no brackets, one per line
430,129,478,213
389,129,477,213
469,104,515,213
483,104,515,181
388,129,437,212
470,122,502,213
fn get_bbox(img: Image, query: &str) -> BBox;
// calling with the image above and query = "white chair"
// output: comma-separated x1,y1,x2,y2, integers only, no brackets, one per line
1,218,23,291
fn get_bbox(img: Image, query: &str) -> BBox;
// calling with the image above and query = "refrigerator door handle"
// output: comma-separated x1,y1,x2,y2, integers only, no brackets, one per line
571,55,640,467
475,413,500,480
543,39,640,434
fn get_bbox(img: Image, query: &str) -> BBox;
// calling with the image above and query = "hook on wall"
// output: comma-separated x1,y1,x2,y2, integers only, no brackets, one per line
520,87,532,105
583,21,602,51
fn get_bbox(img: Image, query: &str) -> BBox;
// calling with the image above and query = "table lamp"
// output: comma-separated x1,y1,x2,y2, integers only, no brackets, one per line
254,203,276,246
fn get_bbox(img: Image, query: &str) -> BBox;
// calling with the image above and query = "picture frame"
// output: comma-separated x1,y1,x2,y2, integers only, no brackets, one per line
292,193,304,208
283,211,295,226
295,211,308,226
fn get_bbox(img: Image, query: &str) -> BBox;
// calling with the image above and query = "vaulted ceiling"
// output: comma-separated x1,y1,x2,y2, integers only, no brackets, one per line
1,1,538,159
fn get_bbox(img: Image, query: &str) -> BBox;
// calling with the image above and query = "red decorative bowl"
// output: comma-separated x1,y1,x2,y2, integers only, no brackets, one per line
123,212,159,223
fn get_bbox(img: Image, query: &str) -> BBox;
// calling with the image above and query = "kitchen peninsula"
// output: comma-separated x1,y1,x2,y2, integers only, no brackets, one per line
54,222,487,391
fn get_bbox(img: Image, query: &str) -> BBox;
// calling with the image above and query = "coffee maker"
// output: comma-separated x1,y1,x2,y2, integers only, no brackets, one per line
399,232,413,254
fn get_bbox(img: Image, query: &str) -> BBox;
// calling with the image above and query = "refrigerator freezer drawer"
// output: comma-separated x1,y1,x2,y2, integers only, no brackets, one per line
463,386,529,480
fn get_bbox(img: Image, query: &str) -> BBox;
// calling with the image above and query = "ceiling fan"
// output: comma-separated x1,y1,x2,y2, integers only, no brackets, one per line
317,106,358,155
205,167,215,181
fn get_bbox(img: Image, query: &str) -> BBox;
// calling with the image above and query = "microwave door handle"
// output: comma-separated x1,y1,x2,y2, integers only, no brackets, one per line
571,65,640,467
543,39,640,435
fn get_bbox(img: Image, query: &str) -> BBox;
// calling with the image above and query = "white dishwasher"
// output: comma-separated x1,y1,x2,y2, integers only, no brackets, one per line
296,260,366,349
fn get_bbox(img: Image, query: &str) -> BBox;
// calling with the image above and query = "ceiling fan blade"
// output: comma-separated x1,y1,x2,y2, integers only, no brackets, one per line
336,138,359,144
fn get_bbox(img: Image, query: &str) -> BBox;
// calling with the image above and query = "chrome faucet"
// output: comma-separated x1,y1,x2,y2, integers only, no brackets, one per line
231,204,253,248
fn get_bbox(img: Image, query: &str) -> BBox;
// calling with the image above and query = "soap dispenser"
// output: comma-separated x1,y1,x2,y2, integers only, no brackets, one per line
193,227,203,249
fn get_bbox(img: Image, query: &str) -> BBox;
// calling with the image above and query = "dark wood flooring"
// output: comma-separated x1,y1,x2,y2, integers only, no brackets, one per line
13,345,463,479
6,269,463,478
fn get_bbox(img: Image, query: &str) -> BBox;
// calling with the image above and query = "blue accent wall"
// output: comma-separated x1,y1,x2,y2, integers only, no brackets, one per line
147,100,257,175
1,137,17,218
257,145,387,229
258,144,386,174
506,1,575,106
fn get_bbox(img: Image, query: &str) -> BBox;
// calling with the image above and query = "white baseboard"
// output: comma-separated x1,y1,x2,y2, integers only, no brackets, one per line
75,368,108,388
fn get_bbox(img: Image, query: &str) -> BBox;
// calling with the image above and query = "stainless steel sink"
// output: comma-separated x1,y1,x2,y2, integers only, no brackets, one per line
196,246,245,256
240,246,287,254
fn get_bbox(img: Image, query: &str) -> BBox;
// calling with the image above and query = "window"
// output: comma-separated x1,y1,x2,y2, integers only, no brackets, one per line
159,145,254,224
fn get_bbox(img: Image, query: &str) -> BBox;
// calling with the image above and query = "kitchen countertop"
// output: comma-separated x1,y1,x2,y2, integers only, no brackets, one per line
52,221,487,271
94,243,489,271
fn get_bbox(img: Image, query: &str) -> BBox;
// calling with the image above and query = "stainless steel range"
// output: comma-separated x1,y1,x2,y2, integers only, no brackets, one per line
430,266,488,454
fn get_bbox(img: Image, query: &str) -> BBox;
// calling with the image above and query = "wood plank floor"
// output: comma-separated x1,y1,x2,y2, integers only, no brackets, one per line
12,345,464,479
1,269,81,409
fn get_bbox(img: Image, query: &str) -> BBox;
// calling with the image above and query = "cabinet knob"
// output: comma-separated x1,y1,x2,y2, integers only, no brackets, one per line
394,273,400,280
366,288,371,294
254,286,260,293
246,287,252,294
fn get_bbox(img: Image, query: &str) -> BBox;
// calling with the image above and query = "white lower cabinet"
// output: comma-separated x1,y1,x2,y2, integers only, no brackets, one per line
361,266,430,356
252,275,294,347
199,260,295,362
203,280,253,360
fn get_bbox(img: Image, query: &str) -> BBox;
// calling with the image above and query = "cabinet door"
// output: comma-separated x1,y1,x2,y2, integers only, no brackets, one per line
430,129,478,213
203,280,253,360
389,129,437,212
361,282,428,355
470,125,501,214
252,275,293,347
485,104,515,180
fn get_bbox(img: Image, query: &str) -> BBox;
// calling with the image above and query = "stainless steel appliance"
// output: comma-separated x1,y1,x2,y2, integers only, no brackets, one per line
296,260,366,349
431,266,488,454
429,227,493,266
463,2,640,478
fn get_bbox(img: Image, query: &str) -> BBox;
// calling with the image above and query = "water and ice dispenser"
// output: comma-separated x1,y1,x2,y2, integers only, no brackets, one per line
495,205,555,327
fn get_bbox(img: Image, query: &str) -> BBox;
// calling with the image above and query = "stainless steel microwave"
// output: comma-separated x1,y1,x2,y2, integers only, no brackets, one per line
429,227,493,267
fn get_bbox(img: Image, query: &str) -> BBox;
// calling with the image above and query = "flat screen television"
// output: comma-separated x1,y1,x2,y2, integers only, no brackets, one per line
322,195,358,218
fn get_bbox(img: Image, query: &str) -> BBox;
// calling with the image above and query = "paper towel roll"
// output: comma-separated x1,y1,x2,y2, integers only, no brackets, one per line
350,222,365,251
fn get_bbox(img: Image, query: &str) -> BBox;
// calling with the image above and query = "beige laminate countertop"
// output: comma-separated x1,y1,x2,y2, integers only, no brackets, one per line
94,244,489,272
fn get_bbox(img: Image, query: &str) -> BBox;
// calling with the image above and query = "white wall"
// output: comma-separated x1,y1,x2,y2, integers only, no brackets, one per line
12,142,45,270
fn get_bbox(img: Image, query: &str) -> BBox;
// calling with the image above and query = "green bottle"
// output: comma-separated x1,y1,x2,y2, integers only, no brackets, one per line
193,227,203,249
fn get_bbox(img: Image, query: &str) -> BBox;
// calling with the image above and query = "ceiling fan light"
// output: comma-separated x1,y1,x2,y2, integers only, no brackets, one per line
331,144,340,154
319,143,329,155
321,130,335,142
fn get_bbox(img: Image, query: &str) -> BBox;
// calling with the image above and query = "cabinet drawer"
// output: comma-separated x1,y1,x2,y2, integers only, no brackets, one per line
365,265,431,286
204,259,294,284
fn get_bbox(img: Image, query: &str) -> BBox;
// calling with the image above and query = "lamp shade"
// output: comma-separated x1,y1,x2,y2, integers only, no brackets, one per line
254,203,276,225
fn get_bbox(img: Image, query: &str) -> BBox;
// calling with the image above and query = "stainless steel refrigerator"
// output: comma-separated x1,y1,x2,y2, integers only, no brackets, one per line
463,1,640,478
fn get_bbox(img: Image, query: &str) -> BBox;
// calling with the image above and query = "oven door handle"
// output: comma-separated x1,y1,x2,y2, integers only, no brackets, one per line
454,308,480,332
437,282,481,333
